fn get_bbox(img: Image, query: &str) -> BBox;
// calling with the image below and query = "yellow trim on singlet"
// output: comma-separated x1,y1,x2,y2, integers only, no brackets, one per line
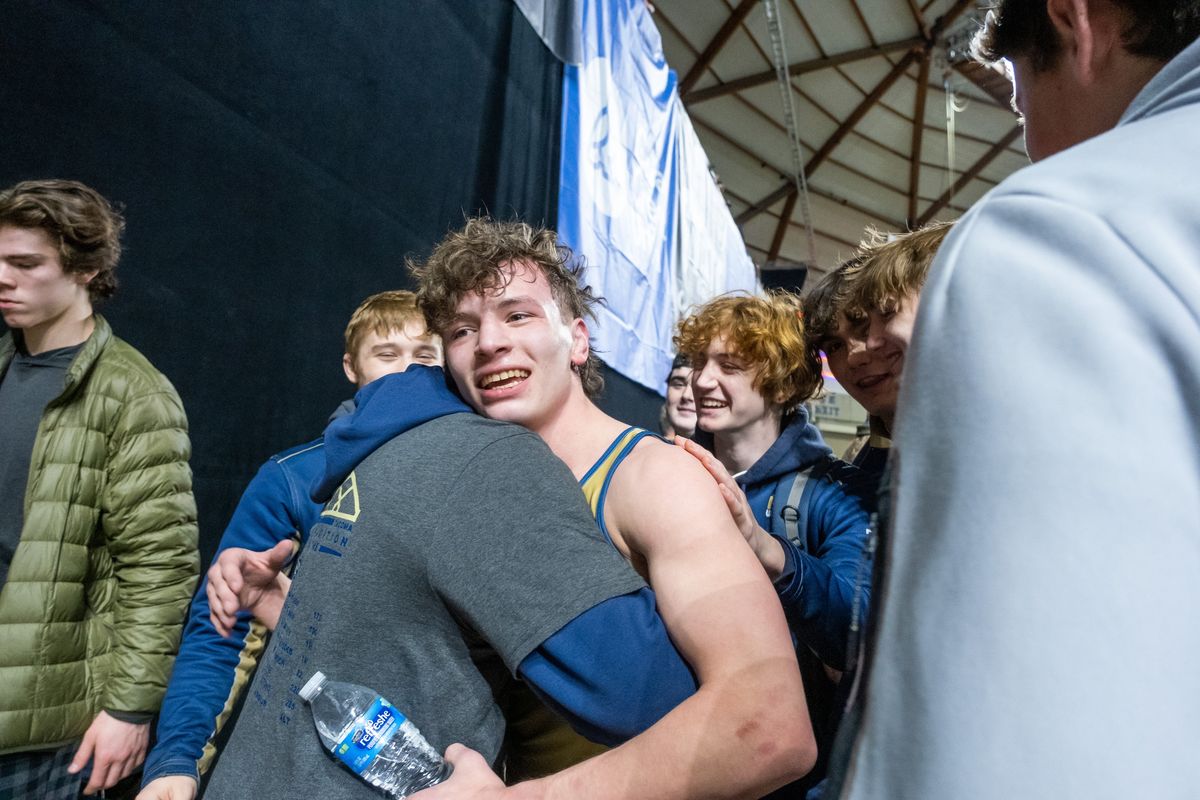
578,427,655,532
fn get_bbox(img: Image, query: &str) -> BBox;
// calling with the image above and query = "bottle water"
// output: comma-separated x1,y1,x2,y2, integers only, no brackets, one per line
299,671,451,798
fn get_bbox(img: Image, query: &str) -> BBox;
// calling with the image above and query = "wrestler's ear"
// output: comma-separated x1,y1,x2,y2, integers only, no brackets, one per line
568,317,590,368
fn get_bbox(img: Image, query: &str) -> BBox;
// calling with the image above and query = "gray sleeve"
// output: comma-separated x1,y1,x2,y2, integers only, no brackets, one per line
428,431,646,672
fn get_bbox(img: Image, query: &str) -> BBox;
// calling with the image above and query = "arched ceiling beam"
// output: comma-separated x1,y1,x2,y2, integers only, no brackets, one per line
689,117,905,228
906,0,931,40
737,46,922,227
688,0,975,105
926,0,978,43
678,0,758,97
685,37,922,104
916,124,1023,225
767,191,800,262
908,50,932,226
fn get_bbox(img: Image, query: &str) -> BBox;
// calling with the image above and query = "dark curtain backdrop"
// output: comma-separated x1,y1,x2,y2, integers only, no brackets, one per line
3,1,664,561
1,1,569,562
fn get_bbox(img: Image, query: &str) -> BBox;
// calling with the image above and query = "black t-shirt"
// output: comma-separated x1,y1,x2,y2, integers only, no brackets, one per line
0,339,83,587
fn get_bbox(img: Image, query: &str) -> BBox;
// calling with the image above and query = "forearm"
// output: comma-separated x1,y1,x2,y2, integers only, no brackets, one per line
104,524,200,709
519,571,813,798
102,403,200,708
510,669,812,800
751,528,788,580
772,485,871,668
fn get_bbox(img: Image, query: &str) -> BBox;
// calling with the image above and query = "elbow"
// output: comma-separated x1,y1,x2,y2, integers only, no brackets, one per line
733,689,818,789
770,713,818,784
796,731,819,778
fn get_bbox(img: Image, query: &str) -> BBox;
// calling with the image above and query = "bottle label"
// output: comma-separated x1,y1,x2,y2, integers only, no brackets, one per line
334,696,407,774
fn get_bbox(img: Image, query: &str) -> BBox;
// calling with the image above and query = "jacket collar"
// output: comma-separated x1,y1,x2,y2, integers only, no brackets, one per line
1,315,112,408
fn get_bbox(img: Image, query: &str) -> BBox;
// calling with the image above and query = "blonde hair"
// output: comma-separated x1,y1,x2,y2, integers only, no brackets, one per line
344,290,430,361
851,221,954,312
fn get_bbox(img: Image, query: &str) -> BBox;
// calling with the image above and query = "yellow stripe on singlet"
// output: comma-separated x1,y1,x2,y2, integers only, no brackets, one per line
578,427,652,531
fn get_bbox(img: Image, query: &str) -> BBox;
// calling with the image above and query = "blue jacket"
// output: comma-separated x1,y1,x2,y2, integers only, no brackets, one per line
142,437,328,785
738,408,877,671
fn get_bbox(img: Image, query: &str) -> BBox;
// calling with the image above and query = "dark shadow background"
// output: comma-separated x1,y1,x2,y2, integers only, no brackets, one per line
3,0,662,563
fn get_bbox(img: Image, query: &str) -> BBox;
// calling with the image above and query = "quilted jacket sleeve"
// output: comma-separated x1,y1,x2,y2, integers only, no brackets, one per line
99,386,200,713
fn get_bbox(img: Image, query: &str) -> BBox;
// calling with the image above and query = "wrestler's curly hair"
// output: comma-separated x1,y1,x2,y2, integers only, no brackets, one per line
408,217,604,398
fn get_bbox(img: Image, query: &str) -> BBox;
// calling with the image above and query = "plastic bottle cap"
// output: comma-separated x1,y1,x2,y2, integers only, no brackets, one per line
298,670,327,702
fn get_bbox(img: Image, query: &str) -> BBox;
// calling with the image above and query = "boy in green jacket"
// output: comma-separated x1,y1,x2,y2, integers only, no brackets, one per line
0,179,198,798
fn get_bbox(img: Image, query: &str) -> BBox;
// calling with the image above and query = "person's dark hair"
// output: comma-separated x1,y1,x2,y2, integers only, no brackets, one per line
0,179,124,302
802,257,865,361
975,0,1200,71
409,217,604,397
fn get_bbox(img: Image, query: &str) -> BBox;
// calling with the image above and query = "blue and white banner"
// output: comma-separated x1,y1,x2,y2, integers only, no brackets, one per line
558,0,756,393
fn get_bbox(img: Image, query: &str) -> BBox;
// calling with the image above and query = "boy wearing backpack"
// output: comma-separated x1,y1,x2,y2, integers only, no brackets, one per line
673,292,874,794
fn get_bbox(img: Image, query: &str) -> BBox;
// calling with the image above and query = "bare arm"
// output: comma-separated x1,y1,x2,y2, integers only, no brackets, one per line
506,443,814,799
674,436,787,578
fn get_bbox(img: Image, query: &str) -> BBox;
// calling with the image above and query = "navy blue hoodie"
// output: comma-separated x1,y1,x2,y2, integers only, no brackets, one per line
738,408,876,797
738,406,876,670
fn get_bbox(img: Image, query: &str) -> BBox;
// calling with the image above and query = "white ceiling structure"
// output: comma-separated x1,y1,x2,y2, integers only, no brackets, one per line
649,0,1026,280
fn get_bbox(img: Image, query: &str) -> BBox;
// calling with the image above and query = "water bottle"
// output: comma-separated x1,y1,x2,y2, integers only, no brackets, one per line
299,670,451,798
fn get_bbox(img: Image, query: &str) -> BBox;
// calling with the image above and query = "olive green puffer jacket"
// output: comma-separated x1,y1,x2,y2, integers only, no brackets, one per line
0,316,199,754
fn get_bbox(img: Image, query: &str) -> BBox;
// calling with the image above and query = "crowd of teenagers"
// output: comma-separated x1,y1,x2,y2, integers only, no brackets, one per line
2,2,1198,798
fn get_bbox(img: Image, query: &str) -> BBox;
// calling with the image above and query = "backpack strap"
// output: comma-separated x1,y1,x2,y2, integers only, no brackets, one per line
775,455,836,550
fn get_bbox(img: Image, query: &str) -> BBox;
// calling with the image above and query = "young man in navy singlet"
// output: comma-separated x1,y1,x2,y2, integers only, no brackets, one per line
407,218,814,800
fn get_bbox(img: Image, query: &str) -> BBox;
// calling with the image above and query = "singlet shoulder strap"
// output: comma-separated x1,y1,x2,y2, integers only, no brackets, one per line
579,426,661,544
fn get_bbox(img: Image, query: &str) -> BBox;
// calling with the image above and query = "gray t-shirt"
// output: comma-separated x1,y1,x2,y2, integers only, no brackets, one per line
0,341,82,588
203,413,645,799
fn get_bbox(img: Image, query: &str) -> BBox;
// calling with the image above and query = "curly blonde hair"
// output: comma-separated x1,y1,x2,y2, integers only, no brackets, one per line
674,291,820,408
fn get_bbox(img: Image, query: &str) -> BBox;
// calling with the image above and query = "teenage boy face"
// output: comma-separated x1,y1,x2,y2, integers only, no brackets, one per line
823,290,919,422
442,261,589,432
0,225,95,340
877,291,920,356
343,319,443,388
664,366,696,437
691,334,772,435
823,310,899,421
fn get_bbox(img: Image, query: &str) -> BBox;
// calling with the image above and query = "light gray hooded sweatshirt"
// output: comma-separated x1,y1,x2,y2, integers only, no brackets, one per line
837,35,1200,800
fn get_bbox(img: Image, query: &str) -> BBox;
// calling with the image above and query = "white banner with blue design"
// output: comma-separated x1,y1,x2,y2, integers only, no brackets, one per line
558,0,757,393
